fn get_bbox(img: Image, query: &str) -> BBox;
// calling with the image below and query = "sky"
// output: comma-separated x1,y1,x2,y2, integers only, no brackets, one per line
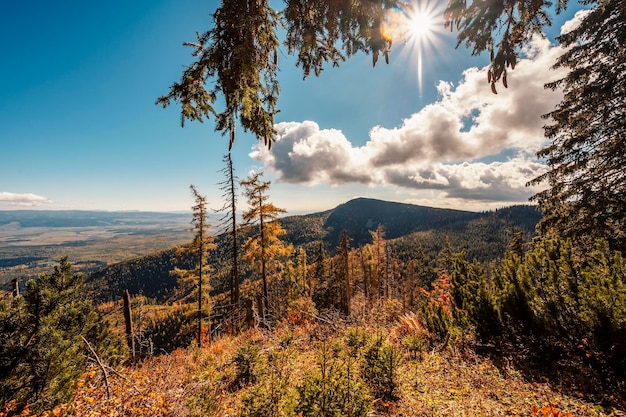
0,1,588,214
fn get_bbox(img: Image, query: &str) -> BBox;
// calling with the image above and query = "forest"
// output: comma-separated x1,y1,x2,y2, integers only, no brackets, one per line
2,0,626,414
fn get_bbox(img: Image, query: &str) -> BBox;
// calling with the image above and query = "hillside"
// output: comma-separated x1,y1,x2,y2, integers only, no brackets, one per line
27,321,619,417
86,198,541,302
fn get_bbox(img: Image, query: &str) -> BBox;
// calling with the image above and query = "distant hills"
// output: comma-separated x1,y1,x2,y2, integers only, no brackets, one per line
0,210,190,229
86,198,541,303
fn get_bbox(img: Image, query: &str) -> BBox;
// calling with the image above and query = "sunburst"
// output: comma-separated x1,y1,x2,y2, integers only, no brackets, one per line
380,0,447,96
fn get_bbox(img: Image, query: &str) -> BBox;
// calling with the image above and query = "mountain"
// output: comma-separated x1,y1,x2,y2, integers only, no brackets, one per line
319,197,481,244
86,198,541,302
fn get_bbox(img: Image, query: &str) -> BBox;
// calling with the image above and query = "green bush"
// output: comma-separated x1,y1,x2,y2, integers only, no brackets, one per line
361,334,402,402
296,342,370,417
232,341,261,388
143,307,196,353
0,257,124,414
240,346,297,417
451,237,626,398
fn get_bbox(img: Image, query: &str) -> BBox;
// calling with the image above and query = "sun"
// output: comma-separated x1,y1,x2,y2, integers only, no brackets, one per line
408,11,434,40
380,0,447,96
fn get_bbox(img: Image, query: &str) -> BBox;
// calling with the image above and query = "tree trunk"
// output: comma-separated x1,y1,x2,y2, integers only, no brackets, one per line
11,278,19,297
123,289,135,358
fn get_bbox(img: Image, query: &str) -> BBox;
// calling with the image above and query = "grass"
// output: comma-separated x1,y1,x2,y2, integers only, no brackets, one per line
30,319,624,417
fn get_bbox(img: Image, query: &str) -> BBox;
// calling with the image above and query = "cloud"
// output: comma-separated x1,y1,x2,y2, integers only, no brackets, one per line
560,9,592,35
251,34,569,205
0,192,52,207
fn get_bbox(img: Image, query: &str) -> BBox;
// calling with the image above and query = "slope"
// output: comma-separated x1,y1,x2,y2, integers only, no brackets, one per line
86,198,541,302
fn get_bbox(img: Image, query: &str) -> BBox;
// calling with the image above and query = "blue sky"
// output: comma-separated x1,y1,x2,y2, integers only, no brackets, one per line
0,1,586,214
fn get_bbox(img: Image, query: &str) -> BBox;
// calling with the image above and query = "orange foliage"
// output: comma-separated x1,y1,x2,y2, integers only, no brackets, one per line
419,273,452,316
531,404,573,417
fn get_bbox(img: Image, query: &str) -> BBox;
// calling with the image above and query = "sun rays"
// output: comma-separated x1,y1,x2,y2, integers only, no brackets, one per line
380,0,448,96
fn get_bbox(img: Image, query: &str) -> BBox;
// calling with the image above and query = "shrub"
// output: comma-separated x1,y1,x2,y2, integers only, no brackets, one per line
296,342,370,417
362,334,402,402
232,341,261,388
0,257,123,414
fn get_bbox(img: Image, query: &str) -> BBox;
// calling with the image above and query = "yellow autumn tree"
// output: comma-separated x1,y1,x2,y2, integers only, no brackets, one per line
171,185,216,347
241,172,292,325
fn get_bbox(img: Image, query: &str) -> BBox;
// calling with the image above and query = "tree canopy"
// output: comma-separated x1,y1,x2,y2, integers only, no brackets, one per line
444,0,626,250
157,0,399,149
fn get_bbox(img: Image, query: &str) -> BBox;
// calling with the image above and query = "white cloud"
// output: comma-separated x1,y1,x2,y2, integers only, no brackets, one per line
251,34,570,205
560,9,592,35
0,192,52,207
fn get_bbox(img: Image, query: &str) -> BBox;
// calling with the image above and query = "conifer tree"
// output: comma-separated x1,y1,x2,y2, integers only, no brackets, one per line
241,171,291,323
172,185,216,347
0,257,122,413
312,241,338,310
444,0,626,251
529,2,626,252
296,247,309,297
360,244,376,301
436,236,455,275
370,225,386,298
157,0,398,149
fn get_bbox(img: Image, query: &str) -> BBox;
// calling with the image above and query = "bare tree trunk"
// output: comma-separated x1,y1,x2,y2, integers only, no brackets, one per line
228,153,240,333
123,289,135,358
11,278,19,297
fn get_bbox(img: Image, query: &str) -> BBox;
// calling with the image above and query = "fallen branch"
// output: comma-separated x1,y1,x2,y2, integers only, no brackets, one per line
81,336,111,400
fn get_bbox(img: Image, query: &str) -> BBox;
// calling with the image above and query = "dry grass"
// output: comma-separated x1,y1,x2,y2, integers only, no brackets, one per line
23,320,623,417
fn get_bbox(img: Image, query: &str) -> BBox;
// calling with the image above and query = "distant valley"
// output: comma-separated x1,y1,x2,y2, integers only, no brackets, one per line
0,210,202,288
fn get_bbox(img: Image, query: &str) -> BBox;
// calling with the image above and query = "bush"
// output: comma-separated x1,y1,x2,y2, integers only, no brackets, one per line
296,342,370,417
0,257,123,414
240,345,297,417
362,334,402,402
232,341,261,388
452,237,626,401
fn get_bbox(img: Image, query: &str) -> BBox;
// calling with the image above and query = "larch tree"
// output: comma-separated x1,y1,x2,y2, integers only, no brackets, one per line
312,241,333,309
157,0,401,150
171,185,216,347
444,0,626,251
296,246,309,297
370,225,387,298
241,171,291,324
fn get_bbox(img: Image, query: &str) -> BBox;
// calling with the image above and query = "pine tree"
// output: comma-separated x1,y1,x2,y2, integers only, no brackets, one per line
369,225,386,299
444,0,626,251
296,247,309,297
171,185,216,347
241,171,291,324
312,242,332,309
0,257,123,413
530,1,626,252
436,236,455,275
360,245,376,301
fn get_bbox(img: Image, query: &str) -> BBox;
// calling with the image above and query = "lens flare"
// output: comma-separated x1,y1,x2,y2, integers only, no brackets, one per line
380,0,447,97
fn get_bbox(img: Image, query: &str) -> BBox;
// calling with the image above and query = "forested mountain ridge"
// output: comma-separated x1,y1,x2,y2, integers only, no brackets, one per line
86,198,540,302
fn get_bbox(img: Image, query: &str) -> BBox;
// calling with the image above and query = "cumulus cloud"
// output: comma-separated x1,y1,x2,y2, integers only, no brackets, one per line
0,192,52,207
560,9,592,35
251,34,569,204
